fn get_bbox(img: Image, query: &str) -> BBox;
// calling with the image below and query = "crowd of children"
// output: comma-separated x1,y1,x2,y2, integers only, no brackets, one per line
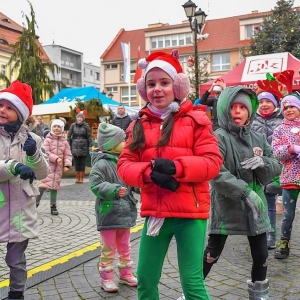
1,55,300,300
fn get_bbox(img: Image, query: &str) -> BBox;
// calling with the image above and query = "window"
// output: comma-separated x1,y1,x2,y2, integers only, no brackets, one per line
245,24,259,39
84,68,86,77
121,86,137,104
212,53,230,71
95,72,100,80
0,39,8,45
90,70,93,76
106,86,118,93
1,65,6,76
150,33,192,49
106,64,117,69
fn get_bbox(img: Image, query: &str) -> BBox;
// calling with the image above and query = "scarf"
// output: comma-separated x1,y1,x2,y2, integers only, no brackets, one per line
0,120,22,133
146,101,181,236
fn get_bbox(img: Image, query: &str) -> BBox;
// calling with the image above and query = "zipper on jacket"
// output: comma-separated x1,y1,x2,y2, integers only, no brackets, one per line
192,184,199,207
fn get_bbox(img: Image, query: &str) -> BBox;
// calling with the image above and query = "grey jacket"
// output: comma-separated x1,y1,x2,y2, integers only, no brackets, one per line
0,125,50,242
209,86,282,236
89,151,138,231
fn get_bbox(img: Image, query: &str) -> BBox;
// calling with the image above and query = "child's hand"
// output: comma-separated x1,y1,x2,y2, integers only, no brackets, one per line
23,133,37,156
63,167,69,172
118,187,127,198
56,158,62,164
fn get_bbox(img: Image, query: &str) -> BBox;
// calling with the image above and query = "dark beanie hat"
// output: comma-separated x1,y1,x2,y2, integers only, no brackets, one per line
76,113,85,120
43,129,50,138
97,122,126,151
232,92,253,117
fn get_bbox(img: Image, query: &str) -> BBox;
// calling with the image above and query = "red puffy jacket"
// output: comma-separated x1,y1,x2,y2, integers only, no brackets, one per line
117,100,222,219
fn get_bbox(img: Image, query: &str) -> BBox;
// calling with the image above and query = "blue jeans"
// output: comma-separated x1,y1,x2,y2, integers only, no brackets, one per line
265,193,276,233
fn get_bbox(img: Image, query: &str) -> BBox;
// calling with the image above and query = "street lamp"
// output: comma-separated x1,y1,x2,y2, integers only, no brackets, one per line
108,92,113,99
102,90,107,96
182,0,207,99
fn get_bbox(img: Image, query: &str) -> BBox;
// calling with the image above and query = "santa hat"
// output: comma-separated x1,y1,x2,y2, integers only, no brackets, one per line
257,92,278,107
232,92,253,117
136,49,190,102
213,85,223,93
97,122,126,151
0,80,33,122
280,94,300,112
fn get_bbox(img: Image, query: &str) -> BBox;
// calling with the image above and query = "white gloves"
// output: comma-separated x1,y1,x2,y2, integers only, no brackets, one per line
241,157,264,170
245,190,264,220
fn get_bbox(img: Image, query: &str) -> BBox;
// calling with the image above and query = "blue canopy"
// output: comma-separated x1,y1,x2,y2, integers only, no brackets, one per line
41,86,121,106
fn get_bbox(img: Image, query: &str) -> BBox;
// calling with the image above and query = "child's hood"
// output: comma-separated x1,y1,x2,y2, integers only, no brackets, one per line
217,85,259,131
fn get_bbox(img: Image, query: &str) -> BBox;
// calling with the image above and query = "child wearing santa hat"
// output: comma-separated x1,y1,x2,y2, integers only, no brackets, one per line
204,86,281,299
272,93,300,259
0,80,50,300
36,119,72,215
117,49,223,300
252,91,283,250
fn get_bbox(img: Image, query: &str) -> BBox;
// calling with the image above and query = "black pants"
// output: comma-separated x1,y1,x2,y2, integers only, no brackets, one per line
73,156,86,172
203,233,268,282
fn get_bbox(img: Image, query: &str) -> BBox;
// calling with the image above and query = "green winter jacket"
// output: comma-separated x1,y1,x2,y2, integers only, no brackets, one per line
89,150,138,231
209,86,282,236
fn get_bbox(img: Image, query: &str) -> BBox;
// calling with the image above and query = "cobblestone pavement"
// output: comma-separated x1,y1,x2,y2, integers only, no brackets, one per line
1,177,300,299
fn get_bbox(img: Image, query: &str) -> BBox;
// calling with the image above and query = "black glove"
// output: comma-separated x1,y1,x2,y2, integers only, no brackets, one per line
15,163,35,184
151,158,176,175
150,170,179,192
23,134,37,156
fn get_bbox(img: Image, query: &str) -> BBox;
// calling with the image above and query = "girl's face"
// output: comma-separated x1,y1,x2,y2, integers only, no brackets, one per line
230,102,249,126
258,99,276,115
0,99,19,123
52,125,62,135
146,68,175,109
283,106,300,121
77,116,84,123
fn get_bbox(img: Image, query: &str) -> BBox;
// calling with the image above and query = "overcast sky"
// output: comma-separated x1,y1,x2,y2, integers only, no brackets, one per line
2,0,300,65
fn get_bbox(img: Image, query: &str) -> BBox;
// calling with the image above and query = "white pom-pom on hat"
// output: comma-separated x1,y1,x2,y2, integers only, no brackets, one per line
138,58,149,69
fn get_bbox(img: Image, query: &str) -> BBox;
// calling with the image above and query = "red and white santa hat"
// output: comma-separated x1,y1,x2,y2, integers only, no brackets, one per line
136,49,190,102
0,80,33,122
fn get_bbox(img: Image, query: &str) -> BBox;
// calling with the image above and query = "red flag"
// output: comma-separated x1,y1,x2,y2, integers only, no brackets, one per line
133,47,142,83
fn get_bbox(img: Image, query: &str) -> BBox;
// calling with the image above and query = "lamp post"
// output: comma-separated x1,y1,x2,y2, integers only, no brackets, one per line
182,0,207,99
108,92,113,99
102,90,106,96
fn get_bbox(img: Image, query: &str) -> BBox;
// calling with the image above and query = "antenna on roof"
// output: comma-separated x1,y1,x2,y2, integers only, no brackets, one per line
207,1,210,16
52,31,55,44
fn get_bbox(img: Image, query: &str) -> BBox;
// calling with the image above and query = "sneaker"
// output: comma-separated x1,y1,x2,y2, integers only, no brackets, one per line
177,294,185,300
274,240,290,259
51,205,59,215
267,232,276,249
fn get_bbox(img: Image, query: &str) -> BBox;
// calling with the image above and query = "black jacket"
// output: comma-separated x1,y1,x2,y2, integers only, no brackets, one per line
200,90,219,131
67,122,92,157
111,114,132,132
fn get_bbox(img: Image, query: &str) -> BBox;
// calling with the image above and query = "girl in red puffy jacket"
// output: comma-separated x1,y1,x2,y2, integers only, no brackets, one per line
117,49,222,300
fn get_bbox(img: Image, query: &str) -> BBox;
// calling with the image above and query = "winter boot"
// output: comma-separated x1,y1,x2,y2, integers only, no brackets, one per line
274,239,290,259
51,205,59,215
247,279,270,300
99,266,118,293
8,291,24,299
79,171,84,183
75,171,80,183
177,294,185,300
118,261,138,287
267,231,276,249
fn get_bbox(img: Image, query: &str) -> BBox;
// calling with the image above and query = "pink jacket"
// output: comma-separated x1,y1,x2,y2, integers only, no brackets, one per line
38,133,72,190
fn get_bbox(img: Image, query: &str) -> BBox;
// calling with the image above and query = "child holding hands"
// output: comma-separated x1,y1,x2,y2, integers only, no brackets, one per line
0,80,49,300
89,123,138,293
36,119,72,215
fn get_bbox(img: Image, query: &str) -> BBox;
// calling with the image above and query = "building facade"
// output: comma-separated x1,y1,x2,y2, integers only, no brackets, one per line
100,10,270,107
83,62,100,90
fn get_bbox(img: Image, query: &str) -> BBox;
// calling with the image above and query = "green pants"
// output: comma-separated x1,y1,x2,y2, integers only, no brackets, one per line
137,217,211,300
